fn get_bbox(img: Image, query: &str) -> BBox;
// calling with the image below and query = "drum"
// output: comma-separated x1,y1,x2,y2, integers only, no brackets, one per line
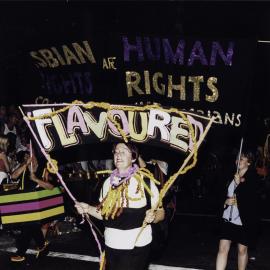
0,187,65,228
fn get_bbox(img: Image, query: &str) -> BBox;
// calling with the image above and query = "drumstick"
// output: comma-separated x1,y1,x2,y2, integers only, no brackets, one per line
229,137,243,221
236,138,244,173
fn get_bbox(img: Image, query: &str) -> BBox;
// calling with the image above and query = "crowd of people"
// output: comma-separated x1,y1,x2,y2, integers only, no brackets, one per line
0,105,59,262
0,105,30,187
0,103,270,270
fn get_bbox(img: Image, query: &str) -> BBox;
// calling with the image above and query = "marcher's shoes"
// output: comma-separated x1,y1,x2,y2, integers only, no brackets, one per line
36,240,50,258
10,255,26,262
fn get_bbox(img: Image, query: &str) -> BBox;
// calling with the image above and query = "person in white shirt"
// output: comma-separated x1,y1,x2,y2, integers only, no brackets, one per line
216,151,260,270
2,113,26,153
75,143,165,270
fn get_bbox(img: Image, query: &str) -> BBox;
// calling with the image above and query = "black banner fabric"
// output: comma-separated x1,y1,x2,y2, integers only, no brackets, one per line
20,35,256,151
23,104,212,160
28,36,255,129
0,4,259,155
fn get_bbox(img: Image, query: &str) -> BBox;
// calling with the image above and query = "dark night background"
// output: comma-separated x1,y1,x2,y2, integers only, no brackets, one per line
0,1,270,217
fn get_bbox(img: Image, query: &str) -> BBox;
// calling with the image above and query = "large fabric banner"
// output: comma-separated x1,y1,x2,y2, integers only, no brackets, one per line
20,36,255,140
1,32,255,152
22,103,213,161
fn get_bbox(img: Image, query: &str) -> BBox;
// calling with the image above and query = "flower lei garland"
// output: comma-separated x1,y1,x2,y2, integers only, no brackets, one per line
109,164,139,188
97,166,160,220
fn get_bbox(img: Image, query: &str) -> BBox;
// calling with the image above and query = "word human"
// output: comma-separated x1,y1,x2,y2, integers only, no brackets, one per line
31,106,205,153
122,36,234,66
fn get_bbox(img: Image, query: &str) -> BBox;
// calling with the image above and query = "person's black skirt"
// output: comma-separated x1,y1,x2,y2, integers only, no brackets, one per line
219,219,249,246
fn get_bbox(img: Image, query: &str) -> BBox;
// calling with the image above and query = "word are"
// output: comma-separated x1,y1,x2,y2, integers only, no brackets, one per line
103,57,117,70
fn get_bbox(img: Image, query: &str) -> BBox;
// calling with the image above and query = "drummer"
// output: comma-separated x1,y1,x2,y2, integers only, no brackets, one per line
9,150,53,262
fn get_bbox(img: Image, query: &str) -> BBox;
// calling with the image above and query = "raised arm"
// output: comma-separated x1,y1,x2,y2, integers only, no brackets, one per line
11,157,31,179
30,172,54,190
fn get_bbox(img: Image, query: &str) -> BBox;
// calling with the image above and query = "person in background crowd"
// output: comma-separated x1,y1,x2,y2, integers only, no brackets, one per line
216,150,260,270
75,143,165,270
2,112,27,152
0,105,7,132
9,151,53,262
0,136,10,187
91,159,114,171
2,113,18,136
2,113,17,151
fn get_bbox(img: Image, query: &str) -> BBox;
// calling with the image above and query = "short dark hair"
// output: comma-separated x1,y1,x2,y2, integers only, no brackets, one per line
240,150,254,164
112,143,139,161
